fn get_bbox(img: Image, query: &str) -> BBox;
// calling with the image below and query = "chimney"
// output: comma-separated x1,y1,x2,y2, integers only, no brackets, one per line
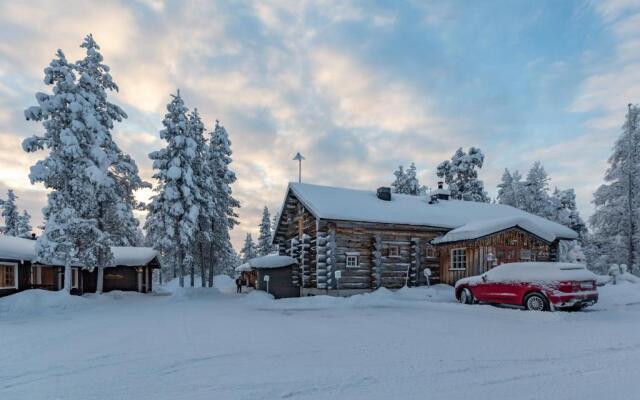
430,182,450,201
376,186,391,201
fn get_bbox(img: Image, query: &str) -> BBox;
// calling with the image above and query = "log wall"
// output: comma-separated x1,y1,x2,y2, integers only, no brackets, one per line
437,228,555,285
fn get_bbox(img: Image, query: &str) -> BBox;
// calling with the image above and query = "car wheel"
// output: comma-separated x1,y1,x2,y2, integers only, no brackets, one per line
524,293,549,311
460,288,474,305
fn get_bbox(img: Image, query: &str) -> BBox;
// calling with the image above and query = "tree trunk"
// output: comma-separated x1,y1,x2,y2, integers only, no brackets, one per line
178,251,185,288
64,263,72,294
207,244,215,287
200,241,206,287
96,266,104,294
190,262,195,287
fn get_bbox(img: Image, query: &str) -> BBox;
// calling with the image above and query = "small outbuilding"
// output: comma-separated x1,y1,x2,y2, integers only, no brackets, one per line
237,255,299,299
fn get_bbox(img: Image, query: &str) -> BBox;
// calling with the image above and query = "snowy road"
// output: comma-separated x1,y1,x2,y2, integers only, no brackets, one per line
1,282,640,400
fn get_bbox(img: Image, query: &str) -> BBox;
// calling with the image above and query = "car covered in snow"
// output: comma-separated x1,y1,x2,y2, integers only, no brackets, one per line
455,262,598,311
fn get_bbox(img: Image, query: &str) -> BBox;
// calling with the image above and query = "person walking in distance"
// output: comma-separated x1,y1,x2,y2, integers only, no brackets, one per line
235,276,243,293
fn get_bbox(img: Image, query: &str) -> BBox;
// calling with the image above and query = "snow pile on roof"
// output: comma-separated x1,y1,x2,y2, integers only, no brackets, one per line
0,235,158,266
0,235,36,261
456,262,597,287
235,263,252,272
235,255,297,271
432,216,557,244
111,247,158,266
287,183,577,241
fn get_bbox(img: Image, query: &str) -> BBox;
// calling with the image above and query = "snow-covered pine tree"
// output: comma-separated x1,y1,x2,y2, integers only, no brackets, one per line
497,169,528,209
549,188,587,239
590,104,640,273
522,161,551,217
391,163,426,195
23,48,111,293
240,233,257,263
437,147,488,202
391,165,407,194
16,211,33,239
146,91,201,288
0,189,20,236
205,120,239,287
74,35,150,292
257,206,273,256
187,108,214,287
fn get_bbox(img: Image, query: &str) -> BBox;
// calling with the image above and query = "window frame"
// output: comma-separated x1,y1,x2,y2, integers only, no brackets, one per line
450,248,466,271
0,262,19,290
346,255,359,268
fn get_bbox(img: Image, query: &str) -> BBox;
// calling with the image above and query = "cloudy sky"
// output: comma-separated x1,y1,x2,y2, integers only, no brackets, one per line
0,0,638,249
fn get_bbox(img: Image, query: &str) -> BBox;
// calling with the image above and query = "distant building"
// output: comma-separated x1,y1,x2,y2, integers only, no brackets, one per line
272,182,577,296
0,235,160,297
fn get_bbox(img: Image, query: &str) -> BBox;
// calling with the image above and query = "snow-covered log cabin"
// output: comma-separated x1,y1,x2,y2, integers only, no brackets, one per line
272,182,578,296
0,235,160,297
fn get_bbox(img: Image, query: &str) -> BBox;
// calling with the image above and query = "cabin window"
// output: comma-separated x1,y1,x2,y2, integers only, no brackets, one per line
520,249,532,261
346,255,359,268
450,248,466,271
0,263,18,289
388,245,400,258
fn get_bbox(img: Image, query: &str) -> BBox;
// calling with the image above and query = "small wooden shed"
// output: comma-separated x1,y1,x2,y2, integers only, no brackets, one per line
241,255,299,299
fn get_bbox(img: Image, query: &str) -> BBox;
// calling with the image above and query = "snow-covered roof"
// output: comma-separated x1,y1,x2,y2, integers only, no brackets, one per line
110,247,159,267
0,235,36,261
286,183,577,242
235,263,252,272
431,216,562,244
0,235,159,266
235,255,297,271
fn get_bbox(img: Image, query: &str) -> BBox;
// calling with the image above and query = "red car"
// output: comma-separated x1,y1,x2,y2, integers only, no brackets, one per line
455,262,598,311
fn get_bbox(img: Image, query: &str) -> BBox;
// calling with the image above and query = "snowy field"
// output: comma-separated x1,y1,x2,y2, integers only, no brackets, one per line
2,278,640,400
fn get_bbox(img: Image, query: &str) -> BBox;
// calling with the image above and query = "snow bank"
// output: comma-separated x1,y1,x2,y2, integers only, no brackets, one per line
244,285,456,310
0,289,88,316
596,281,640,308
213,275,236,293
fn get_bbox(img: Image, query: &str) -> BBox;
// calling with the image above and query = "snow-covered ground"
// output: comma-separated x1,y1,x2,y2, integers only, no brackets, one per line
1,279,640,400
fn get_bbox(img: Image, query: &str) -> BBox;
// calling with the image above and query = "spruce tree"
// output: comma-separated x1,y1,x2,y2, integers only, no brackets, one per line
23,48,111,293
240,233,257,263
523,161,551,217
0,189,20,236
146,91,200,288
206,120,239,287
257,206,273,256
590,104,640,273
391,163,426,195
74,35,150,291
16,211,33,239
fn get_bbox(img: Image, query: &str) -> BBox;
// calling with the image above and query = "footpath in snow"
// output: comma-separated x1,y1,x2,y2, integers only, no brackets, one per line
1,278,640,400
